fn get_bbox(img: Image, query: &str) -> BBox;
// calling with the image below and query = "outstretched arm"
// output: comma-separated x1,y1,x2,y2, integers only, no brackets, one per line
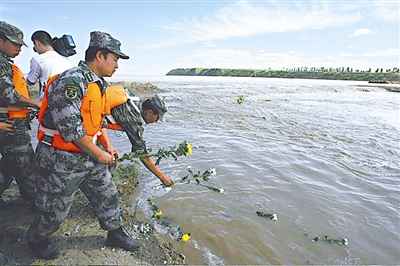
140,155,174,186
110,100,173,185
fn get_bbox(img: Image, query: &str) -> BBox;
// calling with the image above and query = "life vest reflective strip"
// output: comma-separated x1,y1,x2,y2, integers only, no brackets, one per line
0,64,31,119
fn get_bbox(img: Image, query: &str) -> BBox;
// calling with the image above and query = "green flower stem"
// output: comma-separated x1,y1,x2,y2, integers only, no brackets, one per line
152,168,223,193
118,141,192,165
197,183,224,193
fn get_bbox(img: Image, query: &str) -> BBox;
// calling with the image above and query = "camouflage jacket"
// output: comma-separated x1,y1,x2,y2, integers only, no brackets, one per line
0,51,22,106
46,60,107,142
110,98,147,153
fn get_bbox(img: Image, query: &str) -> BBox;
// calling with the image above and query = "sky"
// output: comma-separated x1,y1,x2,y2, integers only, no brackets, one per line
1,0,399,79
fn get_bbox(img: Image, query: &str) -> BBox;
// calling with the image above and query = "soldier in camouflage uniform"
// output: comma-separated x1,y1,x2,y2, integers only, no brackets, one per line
110,94,174,185
0,21,40,201
26,31,144,259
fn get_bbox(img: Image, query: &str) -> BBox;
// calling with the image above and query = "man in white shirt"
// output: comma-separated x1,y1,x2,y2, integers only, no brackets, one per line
27,30,73,98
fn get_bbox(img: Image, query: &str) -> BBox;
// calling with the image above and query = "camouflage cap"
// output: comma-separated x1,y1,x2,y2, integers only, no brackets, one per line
0,21,27,46
89,31,129,59
149,94,167,121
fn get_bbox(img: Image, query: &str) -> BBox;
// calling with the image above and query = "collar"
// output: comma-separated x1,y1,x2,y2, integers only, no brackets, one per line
78,60,108,91
0,51,13,63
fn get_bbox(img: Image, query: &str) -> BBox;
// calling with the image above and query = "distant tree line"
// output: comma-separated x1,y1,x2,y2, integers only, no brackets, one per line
167,67,400,82
281,66,399,73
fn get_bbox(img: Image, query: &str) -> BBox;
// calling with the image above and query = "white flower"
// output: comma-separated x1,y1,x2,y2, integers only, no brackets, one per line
218,188,224,193
210,168,217,176
342,238,348,246
271,214,278,221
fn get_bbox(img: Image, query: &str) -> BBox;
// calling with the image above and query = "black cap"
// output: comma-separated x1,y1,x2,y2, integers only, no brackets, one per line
149,95,167,120
89,31,129,59
0,21,27,46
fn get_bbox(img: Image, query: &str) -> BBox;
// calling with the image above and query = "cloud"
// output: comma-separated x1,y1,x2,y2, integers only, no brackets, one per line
372,1,400,23
174,47,399,71
350,28,373,37
165,1,362,43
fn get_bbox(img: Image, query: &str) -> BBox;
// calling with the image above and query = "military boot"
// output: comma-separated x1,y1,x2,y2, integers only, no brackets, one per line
105,227,140,251
28,238,60,260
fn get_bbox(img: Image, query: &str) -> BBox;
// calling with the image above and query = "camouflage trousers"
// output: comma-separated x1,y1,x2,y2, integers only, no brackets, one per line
0,125,36,201
27,142,122,242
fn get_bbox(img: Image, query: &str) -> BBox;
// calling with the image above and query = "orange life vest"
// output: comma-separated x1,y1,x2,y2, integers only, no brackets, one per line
37,76,128,153
104,85,128,131
0,64,31,119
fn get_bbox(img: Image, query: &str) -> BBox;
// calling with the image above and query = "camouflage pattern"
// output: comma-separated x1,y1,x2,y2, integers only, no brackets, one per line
27,143,121,242
0,124,36,200
0,51,22,105
0,21,27,46
0,51,35,200
110,99,147,153
27,61,122,242
45,60,107,141
89,31,129,59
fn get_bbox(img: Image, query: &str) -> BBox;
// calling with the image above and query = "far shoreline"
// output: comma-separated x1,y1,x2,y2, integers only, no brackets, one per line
166,67,400,83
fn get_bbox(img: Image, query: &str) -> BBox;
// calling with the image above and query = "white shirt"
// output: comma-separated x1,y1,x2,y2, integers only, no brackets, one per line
27,50,73,87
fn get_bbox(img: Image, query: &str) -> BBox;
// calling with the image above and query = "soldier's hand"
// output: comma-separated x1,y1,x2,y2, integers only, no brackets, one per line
161,176,174,187
33,99,41,109
106,146,119,159
0,122,15,132
97,150,115,165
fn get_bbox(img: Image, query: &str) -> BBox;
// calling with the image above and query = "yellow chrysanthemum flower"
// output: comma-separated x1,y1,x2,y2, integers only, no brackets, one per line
181,233,191,242
153,210,163,219
185,143,193,156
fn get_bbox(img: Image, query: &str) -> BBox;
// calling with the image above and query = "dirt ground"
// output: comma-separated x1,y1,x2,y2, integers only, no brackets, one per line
0,164,185,265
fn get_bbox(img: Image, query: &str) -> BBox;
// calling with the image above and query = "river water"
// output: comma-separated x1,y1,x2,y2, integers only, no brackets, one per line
79,76,400,264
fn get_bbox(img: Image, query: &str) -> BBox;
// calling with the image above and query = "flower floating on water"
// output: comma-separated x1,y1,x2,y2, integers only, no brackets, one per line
236,95,245,104
152,167,222,193
256,211,278,221
312,235,349,246
180,233,191,242
147,198,192,243
153,209,163,219
148,198,163,219
176,168,223,193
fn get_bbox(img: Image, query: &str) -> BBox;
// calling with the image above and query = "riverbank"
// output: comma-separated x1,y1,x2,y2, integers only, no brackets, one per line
1,82,185,265
167,68,400,82
0,164,185,265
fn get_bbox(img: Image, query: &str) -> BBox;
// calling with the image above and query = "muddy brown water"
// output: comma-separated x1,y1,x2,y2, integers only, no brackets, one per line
33,76,400,264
